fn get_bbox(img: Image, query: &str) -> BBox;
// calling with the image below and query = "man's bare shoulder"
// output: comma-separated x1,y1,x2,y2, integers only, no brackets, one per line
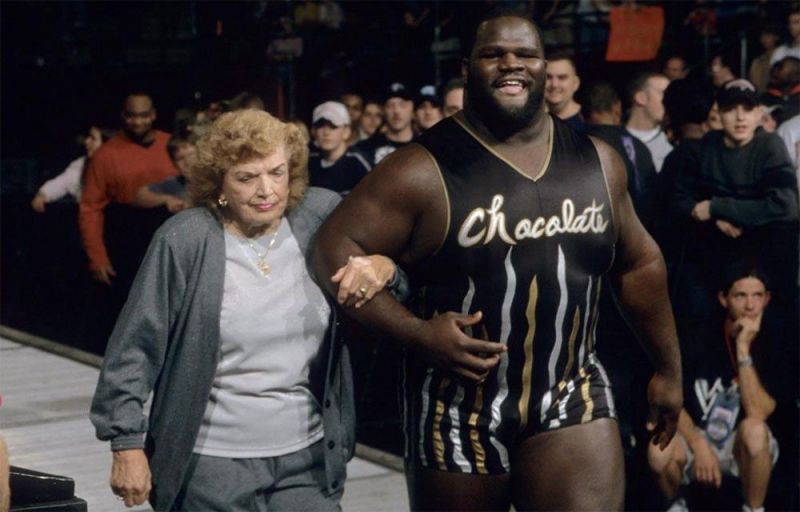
587,134,628,201
357,142,443,203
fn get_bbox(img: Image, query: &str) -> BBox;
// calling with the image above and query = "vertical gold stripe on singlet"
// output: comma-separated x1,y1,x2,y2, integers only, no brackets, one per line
468,384,488,474
580,367,594,423
433,377,450,470
561,306,581,382
517,275,538,431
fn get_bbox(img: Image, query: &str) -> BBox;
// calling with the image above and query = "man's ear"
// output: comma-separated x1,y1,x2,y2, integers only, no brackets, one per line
612,101,622,124
151,108,157,122
634,90,647,107
718,291,728,309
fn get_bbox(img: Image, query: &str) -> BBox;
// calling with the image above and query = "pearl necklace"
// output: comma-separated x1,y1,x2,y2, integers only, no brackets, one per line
240,223,280,277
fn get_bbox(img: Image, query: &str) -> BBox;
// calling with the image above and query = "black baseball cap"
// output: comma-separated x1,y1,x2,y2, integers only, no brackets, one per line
717,79,760,110
383,82,414,104
415,85,442,108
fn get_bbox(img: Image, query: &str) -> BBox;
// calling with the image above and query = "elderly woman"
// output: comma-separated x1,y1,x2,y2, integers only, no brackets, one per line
91,110,402,511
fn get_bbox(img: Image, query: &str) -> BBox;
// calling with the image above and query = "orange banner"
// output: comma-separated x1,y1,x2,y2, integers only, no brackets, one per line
606,6,665,62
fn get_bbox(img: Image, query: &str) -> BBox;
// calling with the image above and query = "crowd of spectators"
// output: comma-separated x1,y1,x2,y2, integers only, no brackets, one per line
18,3,800,510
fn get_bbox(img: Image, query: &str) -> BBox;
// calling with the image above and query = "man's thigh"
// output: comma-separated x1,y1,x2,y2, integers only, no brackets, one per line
511,418,624,511
406,464,511,512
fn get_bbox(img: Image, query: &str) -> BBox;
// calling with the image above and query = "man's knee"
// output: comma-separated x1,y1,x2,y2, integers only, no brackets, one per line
737,418,769,458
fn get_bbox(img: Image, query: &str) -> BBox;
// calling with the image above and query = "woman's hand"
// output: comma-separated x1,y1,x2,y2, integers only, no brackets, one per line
331,255,396,308
111,449,152,507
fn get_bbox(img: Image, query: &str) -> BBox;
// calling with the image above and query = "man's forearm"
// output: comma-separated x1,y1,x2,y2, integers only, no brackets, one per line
79,207,111,270
737,365,775,420
612,249,681,379
312,232,427,349
678,409,701,445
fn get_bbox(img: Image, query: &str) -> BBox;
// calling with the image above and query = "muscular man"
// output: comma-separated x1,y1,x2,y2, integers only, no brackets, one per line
314,11,682,510
648,266,779,512
79,92,176,284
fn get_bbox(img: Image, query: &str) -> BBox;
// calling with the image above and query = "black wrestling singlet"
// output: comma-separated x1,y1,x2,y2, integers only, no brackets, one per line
403,113,617,474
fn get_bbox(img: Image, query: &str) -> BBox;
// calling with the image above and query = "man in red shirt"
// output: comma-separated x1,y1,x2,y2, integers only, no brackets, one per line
79,92,176,284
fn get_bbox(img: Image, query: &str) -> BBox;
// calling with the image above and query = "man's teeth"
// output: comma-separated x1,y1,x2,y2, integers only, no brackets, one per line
499,80,523,86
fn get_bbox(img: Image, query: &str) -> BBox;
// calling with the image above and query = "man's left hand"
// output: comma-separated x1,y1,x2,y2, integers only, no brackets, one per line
646,372,683,450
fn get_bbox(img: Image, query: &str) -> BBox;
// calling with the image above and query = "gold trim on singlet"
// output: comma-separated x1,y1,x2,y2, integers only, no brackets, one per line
468,384,488,474
452,112,554,183
518,275,539,431
580,367,595,423
561,306,581,382
432,377,450,470
417,145,451,257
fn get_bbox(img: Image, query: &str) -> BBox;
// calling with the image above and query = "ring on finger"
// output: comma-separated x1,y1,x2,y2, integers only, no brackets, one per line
358,287,367,296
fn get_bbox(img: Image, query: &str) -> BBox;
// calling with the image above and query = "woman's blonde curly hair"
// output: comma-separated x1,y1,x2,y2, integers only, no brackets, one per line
187,109,309,215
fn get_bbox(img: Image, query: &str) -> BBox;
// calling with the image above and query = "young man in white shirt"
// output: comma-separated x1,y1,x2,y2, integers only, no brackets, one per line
626,71,673,172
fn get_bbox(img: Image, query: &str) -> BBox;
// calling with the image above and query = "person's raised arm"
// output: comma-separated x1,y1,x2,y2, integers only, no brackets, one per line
312,144,505,381
592,137,683,449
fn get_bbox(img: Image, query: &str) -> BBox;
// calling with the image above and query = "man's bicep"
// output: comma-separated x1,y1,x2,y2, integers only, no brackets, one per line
592,138,647,266
322,146,443,260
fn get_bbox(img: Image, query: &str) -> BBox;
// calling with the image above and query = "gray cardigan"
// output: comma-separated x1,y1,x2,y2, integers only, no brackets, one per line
90,188,356,511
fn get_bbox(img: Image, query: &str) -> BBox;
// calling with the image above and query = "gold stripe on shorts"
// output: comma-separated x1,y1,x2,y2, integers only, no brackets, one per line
433,377,450,470
468,383,488,474
580,367,594,423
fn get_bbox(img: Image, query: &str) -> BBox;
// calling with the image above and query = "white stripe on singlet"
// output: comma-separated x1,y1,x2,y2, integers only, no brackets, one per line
446,276,476,472
578,277,593,368
548,247,568,388
448,384,472,471
462,277,475,335
418,368,434,466
543,246,568,423
488,247,515,470
560,379,576,420
591,353,617,416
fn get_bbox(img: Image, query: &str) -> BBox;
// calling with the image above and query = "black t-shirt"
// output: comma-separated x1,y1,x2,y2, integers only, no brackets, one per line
308,149,370,194
681,317,776,429
354,133,414,167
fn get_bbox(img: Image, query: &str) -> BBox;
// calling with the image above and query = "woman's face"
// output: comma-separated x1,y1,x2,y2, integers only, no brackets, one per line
221,146,290,237
85,127,103,157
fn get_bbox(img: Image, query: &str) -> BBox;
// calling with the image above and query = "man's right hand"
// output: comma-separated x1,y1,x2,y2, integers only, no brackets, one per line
92,264,116,285
689,436,722,488
414,311,506,382
111,449,152,507
715,219,742,238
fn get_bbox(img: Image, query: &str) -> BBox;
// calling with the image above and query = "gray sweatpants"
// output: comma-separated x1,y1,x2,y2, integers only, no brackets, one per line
173,441,343,511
